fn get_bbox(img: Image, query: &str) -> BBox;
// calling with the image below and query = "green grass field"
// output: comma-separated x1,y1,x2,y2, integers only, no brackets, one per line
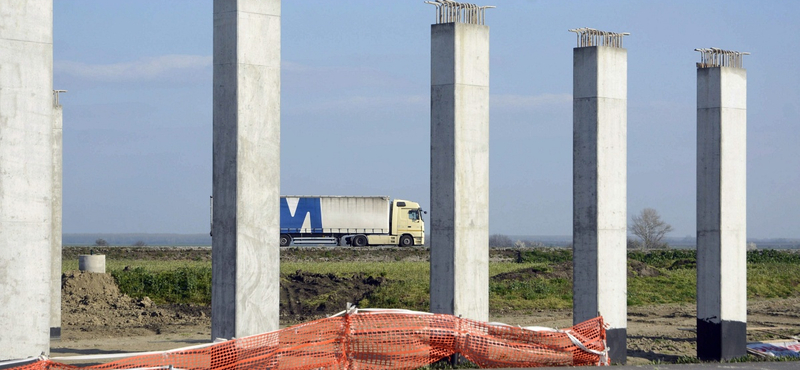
63,249,800,312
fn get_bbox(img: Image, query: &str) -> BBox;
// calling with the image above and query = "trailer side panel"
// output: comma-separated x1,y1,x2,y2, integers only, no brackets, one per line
280,196,390,234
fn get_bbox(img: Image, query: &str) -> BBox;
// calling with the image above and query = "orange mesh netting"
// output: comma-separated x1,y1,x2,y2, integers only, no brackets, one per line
9,311,607,370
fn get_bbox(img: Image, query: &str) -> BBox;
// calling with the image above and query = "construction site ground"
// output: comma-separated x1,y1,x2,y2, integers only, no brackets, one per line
51,246,800,366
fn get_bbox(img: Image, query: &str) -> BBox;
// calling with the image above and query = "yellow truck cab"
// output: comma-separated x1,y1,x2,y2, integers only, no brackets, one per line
366,199,425,247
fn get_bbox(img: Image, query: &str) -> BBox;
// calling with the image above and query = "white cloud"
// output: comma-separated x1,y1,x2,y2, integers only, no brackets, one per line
55,55,212,82
491,93,572,110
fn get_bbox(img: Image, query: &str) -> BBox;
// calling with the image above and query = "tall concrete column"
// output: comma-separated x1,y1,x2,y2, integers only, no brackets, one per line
570,28,628,364
51,91,65,341
429,2,491,323
695,48,748,361
212,0,281,340
0,0,54,360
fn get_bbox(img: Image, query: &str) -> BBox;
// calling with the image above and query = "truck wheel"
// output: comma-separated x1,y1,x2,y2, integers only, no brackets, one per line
352,235,368,247
280,234,292,247
399,235,414,247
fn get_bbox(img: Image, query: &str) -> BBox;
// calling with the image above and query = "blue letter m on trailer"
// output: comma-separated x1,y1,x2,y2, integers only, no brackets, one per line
280,197,323,233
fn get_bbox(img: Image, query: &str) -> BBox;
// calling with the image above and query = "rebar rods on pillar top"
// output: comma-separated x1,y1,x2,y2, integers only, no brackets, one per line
52,90,67,106
425,0,495,25
568,27,630,48
695,48,750,69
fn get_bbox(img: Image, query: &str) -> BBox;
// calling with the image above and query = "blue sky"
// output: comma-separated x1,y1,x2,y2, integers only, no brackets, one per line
54,1,800,239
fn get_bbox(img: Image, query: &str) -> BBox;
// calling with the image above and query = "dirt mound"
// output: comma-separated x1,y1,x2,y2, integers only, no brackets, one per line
667,258,697,270
61,271,209,339
61,269,386,338
490,262,573,281
280,271,385,322
62,270,126,306
628,260,663,277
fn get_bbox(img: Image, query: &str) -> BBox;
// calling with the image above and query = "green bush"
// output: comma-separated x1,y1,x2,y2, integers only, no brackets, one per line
112,266,212,305
627,250,696,268
747,249,800,264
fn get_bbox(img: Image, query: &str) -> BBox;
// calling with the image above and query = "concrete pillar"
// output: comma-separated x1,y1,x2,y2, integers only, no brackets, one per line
571,30,628,364
696,50,747,361
0,0,54,360
212,0,281,340
429,21,490,322
51,92,64,341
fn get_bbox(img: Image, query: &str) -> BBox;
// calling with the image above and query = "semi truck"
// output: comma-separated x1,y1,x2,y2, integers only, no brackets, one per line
280,196,425,247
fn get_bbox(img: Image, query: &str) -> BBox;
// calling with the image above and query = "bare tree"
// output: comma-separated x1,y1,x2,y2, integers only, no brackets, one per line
630,208,673,250
94,238,108,246
133,240,147,247
627,238,643,250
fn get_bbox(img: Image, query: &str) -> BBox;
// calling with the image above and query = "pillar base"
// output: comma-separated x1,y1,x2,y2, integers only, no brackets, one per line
606,327,627,364
50,327,61,341
697,319,746,361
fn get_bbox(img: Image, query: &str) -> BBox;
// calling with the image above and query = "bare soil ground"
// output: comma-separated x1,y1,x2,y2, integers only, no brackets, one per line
281,271,386,321
51,247,800,366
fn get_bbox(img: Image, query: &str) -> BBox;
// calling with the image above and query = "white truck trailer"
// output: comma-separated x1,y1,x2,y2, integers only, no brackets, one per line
280,196,425,247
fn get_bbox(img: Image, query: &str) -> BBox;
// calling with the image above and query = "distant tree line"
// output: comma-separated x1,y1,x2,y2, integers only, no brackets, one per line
65,233,211,246
489,234,545,248
491,208,677,251
94,238,147,247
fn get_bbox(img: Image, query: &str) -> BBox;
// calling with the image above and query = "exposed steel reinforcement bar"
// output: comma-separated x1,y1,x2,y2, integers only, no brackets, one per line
425,0,495,25
695,47,750,68
569,27,630,48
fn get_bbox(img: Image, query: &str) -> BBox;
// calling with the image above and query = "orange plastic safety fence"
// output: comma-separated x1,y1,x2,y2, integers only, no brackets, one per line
8,313,607,370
